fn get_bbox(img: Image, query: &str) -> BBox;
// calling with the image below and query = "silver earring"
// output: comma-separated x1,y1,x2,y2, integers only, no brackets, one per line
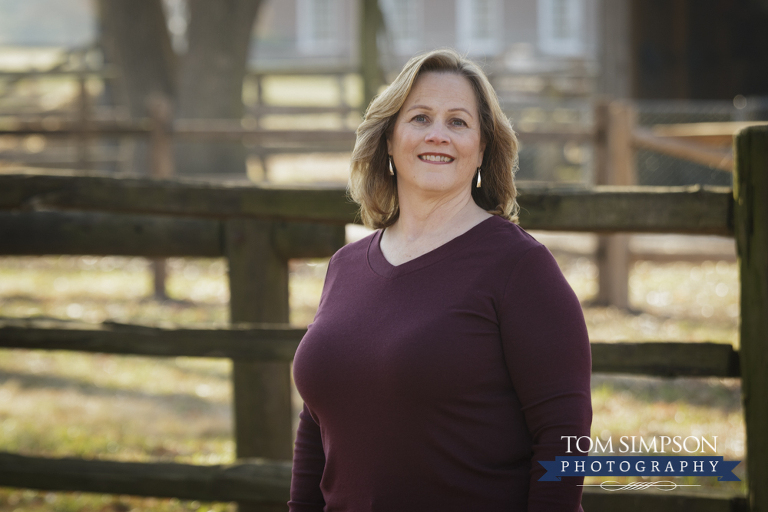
389,156,395,176
476,168,482,188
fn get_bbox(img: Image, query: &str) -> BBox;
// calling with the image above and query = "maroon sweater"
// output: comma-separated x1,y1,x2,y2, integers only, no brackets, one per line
290,215,592,511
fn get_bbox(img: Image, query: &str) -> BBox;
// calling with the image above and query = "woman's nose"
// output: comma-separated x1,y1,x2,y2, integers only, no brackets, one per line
425,123,450,144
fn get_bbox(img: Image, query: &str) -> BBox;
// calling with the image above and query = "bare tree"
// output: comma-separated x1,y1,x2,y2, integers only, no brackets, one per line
176,0,263,175
98,0,263,176
98,0,176,174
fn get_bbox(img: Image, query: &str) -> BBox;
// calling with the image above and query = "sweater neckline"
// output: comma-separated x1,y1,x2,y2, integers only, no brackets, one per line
367,215,502,279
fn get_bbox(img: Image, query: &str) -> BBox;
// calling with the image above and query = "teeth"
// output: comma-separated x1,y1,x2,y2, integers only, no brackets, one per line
419,154,454,162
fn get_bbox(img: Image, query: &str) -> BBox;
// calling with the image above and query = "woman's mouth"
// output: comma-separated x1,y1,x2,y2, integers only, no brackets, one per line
418,154,455,163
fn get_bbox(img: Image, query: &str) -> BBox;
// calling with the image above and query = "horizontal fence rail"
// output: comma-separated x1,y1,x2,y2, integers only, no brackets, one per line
590,341,739,377
633,127,734,171
0,319,303,361
0,120,595,153
0,452,290,505
0,319,740,377
0,118,594,144
0,211,345,259
0,451,748,511
0,170,733,234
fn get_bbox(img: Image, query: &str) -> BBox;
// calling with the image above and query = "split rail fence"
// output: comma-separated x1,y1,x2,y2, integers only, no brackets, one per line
0,124,766,511
3,79,762,308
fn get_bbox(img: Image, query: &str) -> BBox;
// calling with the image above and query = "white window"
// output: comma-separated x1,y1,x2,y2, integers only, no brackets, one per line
380,0,423,54
297,0,341,54
538,0,584,56
456,0,503,56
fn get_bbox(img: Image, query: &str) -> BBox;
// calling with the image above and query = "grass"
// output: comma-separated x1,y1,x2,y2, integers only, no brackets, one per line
0,247,746,510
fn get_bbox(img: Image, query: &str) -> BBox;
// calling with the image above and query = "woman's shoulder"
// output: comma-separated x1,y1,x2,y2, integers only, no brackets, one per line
327,228,377,267
481,215,547,260
481,218,575,304
475,216,570,286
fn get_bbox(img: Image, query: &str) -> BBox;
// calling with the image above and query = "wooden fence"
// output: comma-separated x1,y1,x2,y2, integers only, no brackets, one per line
0,125,765,511
589,100,764,310
3,81,762,309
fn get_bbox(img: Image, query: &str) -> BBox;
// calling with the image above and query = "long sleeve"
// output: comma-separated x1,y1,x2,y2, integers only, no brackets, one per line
291,218,592,511
289,255,338,511
288,403,326,511
498,244,593,511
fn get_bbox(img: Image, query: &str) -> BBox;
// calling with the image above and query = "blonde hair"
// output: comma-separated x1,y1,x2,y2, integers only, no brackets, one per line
348,48,520,229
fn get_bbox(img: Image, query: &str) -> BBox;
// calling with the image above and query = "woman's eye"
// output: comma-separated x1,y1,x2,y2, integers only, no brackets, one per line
413,114,427,123
451,118,468,127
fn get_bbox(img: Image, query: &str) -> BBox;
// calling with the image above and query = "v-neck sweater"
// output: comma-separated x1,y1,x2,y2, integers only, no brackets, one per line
289,215,592,511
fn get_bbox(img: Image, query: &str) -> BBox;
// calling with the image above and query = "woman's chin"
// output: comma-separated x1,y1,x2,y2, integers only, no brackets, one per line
399,172,473,195
400,179,464,197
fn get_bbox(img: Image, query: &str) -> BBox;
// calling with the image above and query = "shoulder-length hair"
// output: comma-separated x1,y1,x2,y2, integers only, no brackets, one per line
348,48,520,229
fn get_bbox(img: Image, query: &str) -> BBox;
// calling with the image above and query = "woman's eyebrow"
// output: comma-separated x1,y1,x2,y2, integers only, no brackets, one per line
448,107,474,118
406,105,474,119
406,104,432,112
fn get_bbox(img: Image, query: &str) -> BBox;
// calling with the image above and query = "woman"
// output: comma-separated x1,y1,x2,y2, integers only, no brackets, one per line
289,49,592,511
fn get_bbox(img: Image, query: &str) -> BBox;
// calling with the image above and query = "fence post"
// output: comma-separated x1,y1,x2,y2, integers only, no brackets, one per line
254,73,268,181
359,0,384,109
594,99,636,309
148,95,174,300
149,95,174,179
734,125,768,512
225,218,292,512
77,72,91,170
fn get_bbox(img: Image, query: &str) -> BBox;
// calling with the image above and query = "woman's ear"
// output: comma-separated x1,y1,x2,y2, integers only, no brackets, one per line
387,136,392,155
478,142,486,167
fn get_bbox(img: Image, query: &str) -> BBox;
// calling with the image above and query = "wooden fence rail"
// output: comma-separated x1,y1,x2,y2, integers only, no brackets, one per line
1,451,750,512
0,126,764,511
0,171,732,234
3,98,753,312
0,319,740,378
0,211,345,258
0,452,292,505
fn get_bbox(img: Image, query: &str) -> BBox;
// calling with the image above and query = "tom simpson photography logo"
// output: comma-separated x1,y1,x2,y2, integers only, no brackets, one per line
539,435,741,491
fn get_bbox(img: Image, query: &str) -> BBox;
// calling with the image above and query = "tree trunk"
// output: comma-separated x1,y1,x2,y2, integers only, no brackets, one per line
360,0,385,110
97,0,176,175
175,0,263,177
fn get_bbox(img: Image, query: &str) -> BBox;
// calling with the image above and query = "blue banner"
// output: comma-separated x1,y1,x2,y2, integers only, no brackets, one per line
539,456,740,481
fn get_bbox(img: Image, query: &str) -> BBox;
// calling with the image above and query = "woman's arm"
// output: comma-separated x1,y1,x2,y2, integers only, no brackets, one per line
289,253,339,511
288,403,326,511
498,244,593,512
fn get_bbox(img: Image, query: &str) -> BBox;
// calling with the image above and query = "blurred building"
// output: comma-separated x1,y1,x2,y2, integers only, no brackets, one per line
0,0,94,47
3,0,766,102
632,0,768,101
253,0,598,80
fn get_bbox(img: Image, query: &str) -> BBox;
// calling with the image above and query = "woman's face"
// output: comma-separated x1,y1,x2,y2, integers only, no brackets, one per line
387,71,485,201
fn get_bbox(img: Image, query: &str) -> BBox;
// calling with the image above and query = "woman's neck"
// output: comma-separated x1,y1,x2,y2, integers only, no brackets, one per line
380,190,491,265
396,192,484,237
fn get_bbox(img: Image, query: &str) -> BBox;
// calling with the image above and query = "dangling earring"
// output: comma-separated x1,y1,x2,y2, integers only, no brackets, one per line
476,167,482,188
389,156,395,176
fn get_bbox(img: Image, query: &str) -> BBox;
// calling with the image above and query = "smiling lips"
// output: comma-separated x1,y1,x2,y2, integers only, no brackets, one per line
418,153,455,163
